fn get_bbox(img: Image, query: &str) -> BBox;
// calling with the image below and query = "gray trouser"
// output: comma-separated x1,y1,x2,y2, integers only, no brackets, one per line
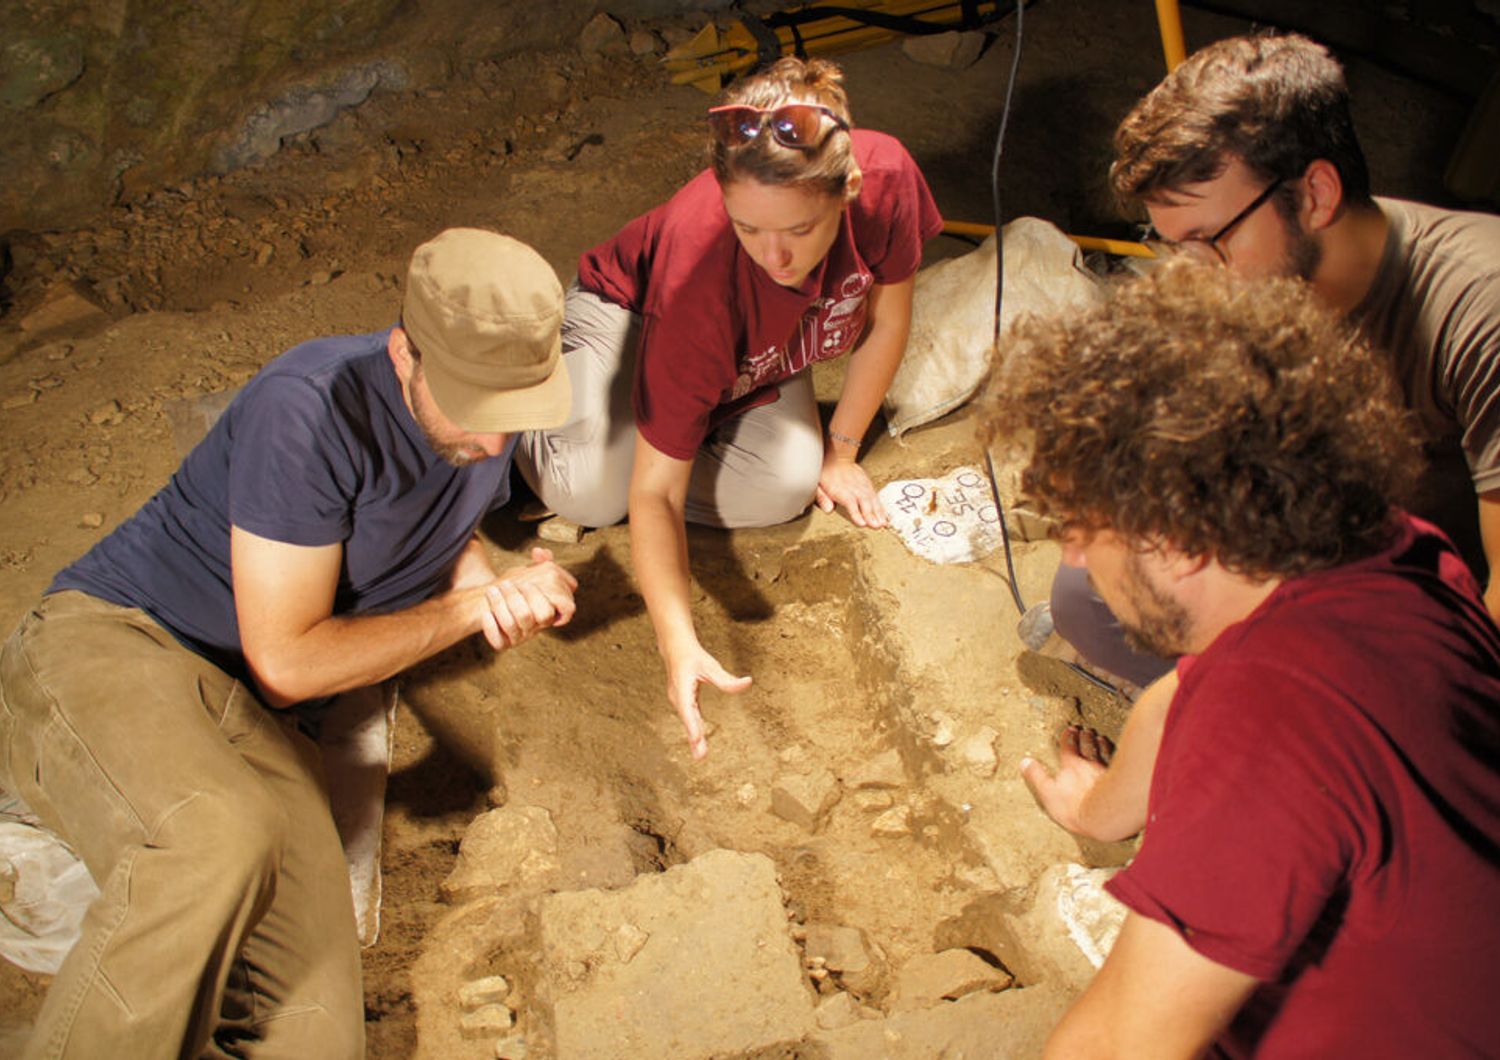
1050,564,1175,689
0,592,365,1060
516,285,824,529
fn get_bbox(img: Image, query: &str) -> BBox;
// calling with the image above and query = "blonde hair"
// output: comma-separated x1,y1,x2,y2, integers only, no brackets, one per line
710,57,859,199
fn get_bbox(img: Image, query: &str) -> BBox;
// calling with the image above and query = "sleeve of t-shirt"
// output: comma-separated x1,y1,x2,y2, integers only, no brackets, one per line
853,138,944,286
578,211,656,313
227,374,358,546
1106,658,1363,981
1445,281,1500,492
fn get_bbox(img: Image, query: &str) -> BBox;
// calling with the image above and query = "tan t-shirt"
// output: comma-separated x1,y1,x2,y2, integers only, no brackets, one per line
1348,198,1500,574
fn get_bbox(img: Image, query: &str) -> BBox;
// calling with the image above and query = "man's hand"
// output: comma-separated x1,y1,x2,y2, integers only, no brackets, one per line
815,453,889,528
1021,725,1116,835
476,547,578,651
664,640,752,759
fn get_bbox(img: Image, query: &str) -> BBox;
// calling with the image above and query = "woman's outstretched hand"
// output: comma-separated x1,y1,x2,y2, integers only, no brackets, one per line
664,640,753,759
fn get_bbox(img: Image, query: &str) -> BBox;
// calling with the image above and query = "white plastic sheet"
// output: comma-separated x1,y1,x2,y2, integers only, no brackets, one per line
0,797,98,976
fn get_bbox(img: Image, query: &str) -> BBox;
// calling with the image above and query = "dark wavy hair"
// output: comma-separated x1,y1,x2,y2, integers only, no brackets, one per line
978,261,1421,578
1111,32,1372,217
709,57,859,200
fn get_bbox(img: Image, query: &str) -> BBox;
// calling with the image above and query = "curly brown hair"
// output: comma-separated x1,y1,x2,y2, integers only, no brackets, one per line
709,57,859,200
978,261,1421,578
1111,33,1371,216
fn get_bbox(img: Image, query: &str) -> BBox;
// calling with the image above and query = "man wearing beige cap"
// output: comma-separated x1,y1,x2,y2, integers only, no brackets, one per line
0,228,575,1058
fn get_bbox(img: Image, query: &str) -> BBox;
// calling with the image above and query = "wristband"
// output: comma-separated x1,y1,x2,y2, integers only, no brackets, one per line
827,428,861,448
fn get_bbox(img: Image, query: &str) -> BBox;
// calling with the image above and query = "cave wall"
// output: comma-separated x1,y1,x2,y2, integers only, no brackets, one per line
5,0,1494,237
0,0,711,235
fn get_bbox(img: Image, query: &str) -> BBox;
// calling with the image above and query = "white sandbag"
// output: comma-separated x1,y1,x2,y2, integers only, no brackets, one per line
884,217,1104,437
321,682,399,948
0,812,98,976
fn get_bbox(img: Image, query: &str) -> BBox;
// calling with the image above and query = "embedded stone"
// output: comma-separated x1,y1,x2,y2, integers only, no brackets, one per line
853,789,894,812
957,726,999,778
459,1002,514,1040
458,975,511,1010
870,805,912,838
88,400,123,426
579,13,626,55
442,805,560,903
538,849,814,1058
847,747,904,790
613,922,649,963
803,922,885,996
770,766,841,833
494,1035,528,1059
536,516,584,544
891,949,1012,1012
815,990,861,1030
18,282,107,334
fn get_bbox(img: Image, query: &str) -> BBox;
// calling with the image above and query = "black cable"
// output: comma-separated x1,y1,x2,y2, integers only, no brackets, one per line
980,0,1118,696
985,0,1028,617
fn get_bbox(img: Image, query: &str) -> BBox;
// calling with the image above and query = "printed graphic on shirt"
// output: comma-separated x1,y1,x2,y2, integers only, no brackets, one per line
731,270,873,399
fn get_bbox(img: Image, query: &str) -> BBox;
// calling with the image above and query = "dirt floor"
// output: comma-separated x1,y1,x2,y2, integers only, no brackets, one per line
0,3,1475,1057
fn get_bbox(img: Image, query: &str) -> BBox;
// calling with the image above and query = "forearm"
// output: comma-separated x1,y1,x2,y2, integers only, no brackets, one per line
826,278,913,446
828,338,903,442
629,487,699,659
1045,914,1255,1059
1075,672,1176,841
249,585,489,707
1478,491,1500,624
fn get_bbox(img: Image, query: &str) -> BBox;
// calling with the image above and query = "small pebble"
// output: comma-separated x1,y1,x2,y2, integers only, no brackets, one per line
458,975,511,1010
494,1035,528,1059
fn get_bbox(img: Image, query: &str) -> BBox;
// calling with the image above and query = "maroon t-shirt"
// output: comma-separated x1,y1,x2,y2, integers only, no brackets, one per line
1108,514,1500,1057
577,129,942,460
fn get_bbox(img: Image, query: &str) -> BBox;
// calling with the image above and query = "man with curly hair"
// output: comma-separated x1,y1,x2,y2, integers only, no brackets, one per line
1040,31,1500,693
984,262,1500,1056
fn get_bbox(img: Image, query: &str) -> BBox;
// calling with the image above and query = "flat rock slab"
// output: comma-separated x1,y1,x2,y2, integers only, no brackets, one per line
537,849,814,1059
442,805,561,903
811,983,1071,1059
892,948,1013,1011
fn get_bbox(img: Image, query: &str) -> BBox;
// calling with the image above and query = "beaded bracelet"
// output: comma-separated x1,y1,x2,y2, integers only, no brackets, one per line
827,428,861,448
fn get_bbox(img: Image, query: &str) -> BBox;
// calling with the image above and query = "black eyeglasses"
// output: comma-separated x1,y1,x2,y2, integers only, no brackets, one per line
1145,177,1285,264
707,103,850,150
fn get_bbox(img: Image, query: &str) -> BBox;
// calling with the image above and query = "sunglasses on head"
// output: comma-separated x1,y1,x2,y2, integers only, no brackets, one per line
707,103,850,150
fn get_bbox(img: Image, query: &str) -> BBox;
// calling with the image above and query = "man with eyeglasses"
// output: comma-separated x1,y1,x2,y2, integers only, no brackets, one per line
1019,33,1500,855
1027,32,1500,695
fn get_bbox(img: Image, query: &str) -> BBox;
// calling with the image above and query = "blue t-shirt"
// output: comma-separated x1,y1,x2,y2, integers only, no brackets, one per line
52,328,515,685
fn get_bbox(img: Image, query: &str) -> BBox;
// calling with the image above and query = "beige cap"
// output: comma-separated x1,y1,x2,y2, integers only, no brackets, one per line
402,227,570,432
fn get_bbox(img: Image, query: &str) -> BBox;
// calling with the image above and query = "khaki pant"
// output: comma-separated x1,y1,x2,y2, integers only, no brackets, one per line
0,592,365,1060
516,284,825,530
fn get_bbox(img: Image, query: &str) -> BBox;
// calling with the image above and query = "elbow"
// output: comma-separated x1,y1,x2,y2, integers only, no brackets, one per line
242,649,310,709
